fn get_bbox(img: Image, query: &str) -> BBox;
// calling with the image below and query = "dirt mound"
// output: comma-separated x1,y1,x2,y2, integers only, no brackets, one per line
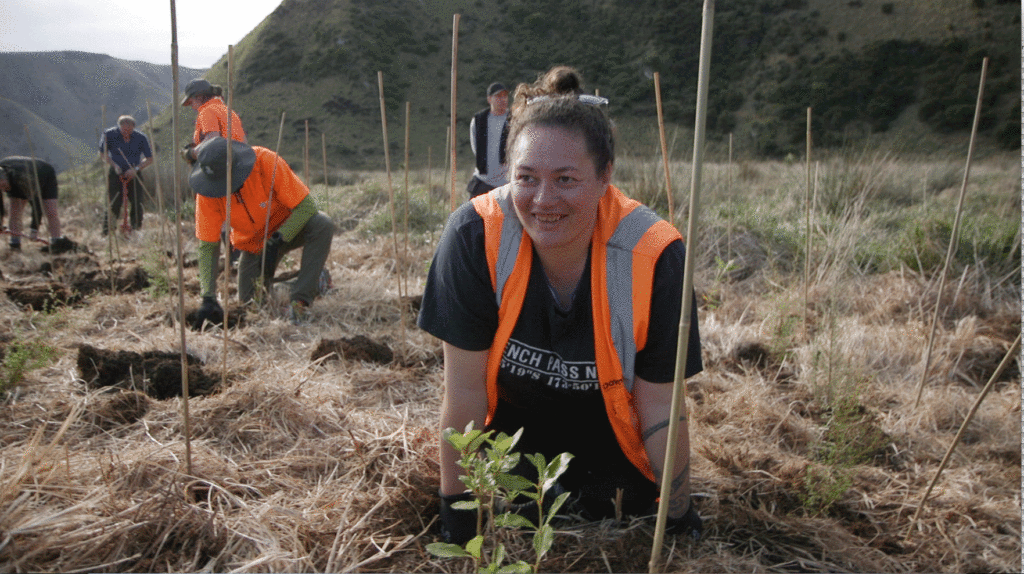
311,335,394,364
76,345,223,399
3,254,149,310
5,282,82,310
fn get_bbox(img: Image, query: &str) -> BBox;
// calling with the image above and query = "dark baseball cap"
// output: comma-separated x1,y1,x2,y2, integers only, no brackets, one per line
487,82,508,97
189,136,257,198
181,78,213,105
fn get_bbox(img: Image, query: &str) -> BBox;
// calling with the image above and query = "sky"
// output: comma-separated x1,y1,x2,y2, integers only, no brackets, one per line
0,0,284,69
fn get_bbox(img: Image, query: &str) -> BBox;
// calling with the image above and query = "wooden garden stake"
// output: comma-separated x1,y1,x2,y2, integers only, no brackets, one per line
727,132,732,257
649,1,713,571
220,45,236,386
321,132,329,205
144,99,168,250
913,57,989,408
905,332,1020,542
449,14,460,213
654,72,675,224
378,72,407,344
404,100,412,294
304,119,310,186
169,0,192,477
428,145,434,247
804,107,812,340
259,111,287,293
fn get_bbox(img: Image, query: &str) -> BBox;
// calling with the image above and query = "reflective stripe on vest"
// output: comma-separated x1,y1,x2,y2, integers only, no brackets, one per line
471,183,681,481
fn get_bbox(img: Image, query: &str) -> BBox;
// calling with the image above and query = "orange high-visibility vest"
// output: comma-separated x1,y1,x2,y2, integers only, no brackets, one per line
471,184,682,482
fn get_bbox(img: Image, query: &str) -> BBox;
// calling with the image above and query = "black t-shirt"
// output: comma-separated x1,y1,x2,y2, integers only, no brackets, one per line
418,201,703,494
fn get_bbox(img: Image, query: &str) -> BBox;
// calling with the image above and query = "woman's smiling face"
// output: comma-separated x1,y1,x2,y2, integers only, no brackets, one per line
509,124,610,256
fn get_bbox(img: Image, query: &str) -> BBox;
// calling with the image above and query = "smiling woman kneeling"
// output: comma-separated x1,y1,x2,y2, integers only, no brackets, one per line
418,66,704,545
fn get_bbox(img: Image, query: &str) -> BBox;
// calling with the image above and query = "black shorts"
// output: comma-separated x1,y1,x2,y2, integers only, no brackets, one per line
7,163,58,201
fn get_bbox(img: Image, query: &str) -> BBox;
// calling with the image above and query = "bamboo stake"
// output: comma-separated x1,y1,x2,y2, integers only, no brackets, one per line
649,1,713,571
378,72,406,346
304,119,310,186
20,126,46,242
653,72,675,224
913,57,989,408
169,0,192,477
449,14,460,213
403,100,411,295
321,132,329,205
905,332,1020,542
144,100,168,251
428,145,434,248
221,45,235,387
804,107,812,340
259,111,288,299
726,132,732,258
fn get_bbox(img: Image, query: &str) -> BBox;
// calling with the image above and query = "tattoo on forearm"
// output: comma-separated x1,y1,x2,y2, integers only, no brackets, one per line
642,416,687,442
668,462,691,515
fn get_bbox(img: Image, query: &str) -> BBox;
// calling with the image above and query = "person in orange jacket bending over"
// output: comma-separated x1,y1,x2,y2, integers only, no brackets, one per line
418,66,704,545
189,137,334,325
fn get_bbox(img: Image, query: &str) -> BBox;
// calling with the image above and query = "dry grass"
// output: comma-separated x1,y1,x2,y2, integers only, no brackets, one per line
0,156,1019,572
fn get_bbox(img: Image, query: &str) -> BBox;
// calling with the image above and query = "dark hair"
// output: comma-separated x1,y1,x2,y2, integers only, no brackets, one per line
193,85,224,105
507,66,613,177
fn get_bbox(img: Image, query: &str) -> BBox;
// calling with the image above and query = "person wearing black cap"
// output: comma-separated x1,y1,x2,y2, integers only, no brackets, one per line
189,137,334,325
180,78,247,164
467,82,510,199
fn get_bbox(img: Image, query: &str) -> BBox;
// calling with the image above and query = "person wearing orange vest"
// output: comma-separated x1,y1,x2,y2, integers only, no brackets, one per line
418,67,703,545
180,79,247,164
188,137,335,325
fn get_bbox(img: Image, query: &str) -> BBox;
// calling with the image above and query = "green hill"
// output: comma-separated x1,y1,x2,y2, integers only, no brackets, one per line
147,0,1020,172
0,51,206,171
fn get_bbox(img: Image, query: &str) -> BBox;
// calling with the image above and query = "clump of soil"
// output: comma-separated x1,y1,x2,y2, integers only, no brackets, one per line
311,336,394,364
5,282,83,310
3,255,150,311
77,345,223,399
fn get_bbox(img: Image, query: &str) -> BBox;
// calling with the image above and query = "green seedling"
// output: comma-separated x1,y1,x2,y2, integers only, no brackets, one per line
427,422,573,573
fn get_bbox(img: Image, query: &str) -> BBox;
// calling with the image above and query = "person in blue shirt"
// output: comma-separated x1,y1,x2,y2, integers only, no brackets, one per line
99,115,153,233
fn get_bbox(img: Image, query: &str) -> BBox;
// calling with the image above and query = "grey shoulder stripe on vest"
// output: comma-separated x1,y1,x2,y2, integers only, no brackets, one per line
493,188,522,306
606,205,664,392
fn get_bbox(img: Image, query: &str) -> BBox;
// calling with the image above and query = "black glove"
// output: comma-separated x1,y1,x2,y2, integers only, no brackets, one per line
180,143,196,165
195,296,224,327
439,491,478,546
260,232,284,291
665,500,702,541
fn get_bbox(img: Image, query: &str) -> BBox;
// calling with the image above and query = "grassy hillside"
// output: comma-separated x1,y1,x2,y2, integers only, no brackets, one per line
0,51,205,170
146,0,1019,177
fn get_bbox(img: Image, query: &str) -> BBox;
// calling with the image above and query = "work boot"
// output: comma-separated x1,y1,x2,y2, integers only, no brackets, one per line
318,268,333,297
43,236,76,255
289,299,310,325
9,242,20,251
